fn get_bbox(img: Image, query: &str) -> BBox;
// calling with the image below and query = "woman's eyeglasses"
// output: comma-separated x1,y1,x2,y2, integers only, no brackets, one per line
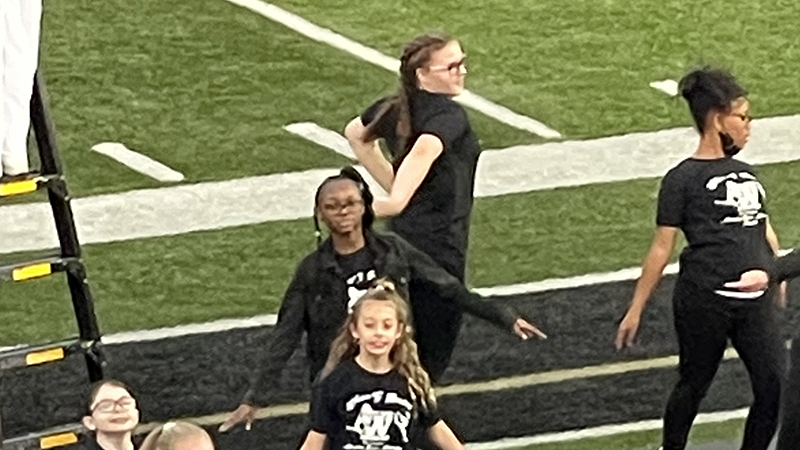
730,112,753,123
429,56,467,73
321,198,364,213
91,396,137,414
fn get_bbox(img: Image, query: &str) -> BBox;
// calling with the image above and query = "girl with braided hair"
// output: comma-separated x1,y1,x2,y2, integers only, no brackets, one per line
220,167,544,432
344,32,478,382
300,280,464,450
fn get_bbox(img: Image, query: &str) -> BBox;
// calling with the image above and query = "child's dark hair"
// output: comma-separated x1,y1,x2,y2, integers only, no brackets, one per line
85,379,133,415
678,66,747,133
313,167,375,245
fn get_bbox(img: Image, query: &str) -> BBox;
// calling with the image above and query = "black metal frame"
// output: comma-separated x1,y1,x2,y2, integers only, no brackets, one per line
0,72,105,449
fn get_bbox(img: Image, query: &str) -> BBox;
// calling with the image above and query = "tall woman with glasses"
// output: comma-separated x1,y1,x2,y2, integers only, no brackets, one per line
344,32,479,382
614,67,783,450
82,380,141,450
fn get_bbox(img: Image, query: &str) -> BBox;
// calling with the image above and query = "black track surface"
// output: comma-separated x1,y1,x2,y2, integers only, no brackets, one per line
2,275,797,449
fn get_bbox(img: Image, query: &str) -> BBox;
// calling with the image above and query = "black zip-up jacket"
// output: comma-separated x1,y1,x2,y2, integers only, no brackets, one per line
243,231,519,406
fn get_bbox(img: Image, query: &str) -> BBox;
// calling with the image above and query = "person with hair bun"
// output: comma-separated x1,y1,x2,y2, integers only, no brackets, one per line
614,67,783,450
344,32,478,382
220,167,545,432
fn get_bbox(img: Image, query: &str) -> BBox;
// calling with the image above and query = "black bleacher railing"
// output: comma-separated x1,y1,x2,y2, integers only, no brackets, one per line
0,72,105,450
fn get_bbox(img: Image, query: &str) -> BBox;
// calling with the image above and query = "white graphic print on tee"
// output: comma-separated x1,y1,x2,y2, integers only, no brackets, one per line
706,172,767,227
346,269,377,313
344,390,413,450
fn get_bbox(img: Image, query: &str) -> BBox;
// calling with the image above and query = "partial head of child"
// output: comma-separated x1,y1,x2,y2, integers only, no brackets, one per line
139,421,215,450
83,380,140,450
322,278,436,411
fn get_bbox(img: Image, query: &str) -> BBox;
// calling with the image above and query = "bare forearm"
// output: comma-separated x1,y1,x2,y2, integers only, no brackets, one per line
428,421,464,450
299,431,326,450
374,135,442,217
628,246,672,314
351,141,394,192
766,222,780,255
344,117,394,192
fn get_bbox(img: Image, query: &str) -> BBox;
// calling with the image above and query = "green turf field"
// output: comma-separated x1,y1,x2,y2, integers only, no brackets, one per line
2,0,800,347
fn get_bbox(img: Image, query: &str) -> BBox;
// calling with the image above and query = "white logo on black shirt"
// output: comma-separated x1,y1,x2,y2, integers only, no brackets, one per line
706,172,767,227
345,390,412,450
346,269,377,313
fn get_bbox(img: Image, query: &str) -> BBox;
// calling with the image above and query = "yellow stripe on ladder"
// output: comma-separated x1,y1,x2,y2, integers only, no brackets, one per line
26,348,66,366
0,179,38,197
12,262,53,281
40,432,79,449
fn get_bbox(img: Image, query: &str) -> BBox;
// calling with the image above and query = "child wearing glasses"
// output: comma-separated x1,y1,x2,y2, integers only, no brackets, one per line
344,32,478,384
82,380,140,450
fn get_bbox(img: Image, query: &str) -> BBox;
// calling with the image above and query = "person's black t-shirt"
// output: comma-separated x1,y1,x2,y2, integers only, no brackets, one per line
311,358,441,450
83,435,141,450
335,246,377,312
656,157,773,295
361,90,481,278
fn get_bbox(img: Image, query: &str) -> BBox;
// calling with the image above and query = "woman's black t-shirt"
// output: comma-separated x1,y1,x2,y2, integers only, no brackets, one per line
310,358,440,450
335,246,377,312
361,90,481,278
656,157,773,295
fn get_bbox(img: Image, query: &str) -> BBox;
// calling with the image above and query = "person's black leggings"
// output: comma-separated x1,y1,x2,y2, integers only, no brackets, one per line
662,279,784,450
393,227,468,384
777,335,800,450
411,279,464,383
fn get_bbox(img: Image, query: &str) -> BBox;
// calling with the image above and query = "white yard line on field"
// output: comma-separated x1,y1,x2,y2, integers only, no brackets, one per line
91,142,185,183
284,122,356,159
1,115,798,255
649,79,679,97
466,408,749,450
221,0,562,138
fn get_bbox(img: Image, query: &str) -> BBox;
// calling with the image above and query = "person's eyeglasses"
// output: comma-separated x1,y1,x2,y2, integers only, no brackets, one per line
428,56,467,73
321,198,364,213
91,396,136,414
730,112,753,123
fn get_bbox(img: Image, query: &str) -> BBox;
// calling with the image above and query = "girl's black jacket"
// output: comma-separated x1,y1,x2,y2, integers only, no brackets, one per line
243,230,519,406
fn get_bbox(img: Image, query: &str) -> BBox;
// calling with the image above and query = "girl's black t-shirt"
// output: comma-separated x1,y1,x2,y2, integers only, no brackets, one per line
310,358,441,450
83,435,141,450
361,90,481,277
656,157,773,294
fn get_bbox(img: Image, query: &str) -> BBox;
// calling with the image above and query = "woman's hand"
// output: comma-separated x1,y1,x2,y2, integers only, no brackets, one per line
513,318,547,340
615,310,642,350
219,404,256,432
723,270,770,292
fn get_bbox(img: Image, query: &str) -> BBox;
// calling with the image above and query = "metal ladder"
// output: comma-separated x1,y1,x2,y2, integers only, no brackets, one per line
0,73,105,450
